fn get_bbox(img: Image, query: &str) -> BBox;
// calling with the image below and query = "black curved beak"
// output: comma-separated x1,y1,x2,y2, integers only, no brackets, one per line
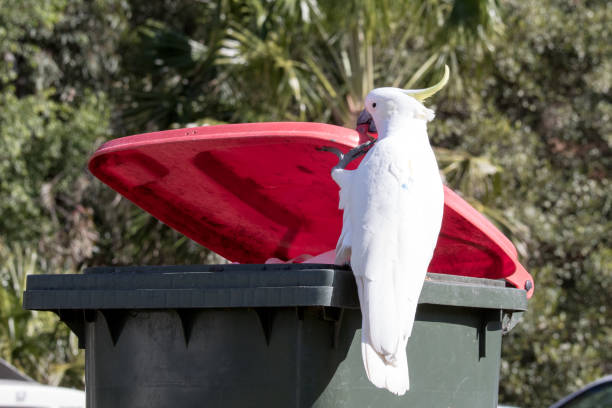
356,109,377,133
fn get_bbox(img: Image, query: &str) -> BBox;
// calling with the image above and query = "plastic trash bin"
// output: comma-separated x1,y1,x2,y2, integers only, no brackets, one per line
23,122,532,407
23,263,527,408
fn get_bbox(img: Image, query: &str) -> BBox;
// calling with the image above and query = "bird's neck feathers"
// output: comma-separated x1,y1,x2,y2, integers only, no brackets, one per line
376,116,431,149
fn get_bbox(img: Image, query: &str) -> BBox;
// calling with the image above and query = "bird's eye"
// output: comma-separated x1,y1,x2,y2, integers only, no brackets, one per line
372,102,377,108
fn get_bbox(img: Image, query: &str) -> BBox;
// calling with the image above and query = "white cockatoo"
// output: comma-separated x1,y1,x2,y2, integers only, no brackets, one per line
326,66,449,395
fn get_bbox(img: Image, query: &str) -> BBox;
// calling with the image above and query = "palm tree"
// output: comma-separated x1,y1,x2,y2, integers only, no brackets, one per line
119,0,504,128
117,0,519,245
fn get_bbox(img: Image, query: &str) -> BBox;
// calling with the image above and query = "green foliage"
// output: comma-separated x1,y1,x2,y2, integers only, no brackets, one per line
0,92,108,245
118,0,506,129
0,0,609,405
0,0,67,87
423,0,611,405
0,0,123,388
0,241,84,387
487,1,611,405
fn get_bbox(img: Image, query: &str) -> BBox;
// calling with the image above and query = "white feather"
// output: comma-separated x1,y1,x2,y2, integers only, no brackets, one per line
333,168,352,266
332,88,444,395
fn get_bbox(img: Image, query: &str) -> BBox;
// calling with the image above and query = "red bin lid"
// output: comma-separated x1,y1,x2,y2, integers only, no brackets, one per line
89,122,533,298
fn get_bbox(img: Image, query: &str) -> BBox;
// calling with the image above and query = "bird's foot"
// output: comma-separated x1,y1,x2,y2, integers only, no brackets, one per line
334,140,375,169
318,146,344,161
319,139,376,171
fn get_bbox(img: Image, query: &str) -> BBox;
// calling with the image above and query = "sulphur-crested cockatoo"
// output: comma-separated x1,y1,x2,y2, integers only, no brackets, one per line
325,66,449,395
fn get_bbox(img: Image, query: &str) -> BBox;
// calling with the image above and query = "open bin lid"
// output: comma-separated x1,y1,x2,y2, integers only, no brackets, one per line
89,122,533,298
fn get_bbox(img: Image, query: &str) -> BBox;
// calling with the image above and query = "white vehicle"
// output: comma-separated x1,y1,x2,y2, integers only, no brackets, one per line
0,359,85,408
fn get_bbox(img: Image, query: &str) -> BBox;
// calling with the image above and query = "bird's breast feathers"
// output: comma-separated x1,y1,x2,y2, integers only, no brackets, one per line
358,136,438,187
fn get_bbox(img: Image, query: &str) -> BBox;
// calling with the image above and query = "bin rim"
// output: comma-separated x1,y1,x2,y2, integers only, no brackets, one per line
23,265,527,312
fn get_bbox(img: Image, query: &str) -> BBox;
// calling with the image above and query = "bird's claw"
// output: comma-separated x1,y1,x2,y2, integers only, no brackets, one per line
319,140,376,170
350,139,375,156
335,140,376,170
317,146,344,160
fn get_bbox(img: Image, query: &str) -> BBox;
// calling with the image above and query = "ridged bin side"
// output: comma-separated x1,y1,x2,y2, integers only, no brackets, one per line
23,264,527,408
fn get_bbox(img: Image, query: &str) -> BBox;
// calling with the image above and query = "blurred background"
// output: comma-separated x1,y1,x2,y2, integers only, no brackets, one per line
0,0,609,406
